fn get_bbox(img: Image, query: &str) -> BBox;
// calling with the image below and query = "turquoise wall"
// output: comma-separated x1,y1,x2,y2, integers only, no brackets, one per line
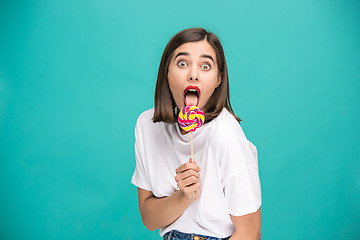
1,0,359,239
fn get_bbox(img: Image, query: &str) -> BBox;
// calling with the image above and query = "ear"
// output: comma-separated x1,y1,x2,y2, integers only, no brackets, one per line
216,73,222,88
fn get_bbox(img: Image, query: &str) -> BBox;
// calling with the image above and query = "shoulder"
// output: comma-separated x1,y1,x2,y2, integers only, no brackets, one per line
211,108,257,158
135,108,155,137
212,108,247,141
135,108,168,140
210,108,258,171
136,108,155,127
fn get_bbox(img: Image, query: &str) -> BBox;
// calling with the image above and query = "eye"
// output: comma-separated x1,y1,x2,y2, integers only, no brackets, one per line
201,63,211,70
178,61,188,68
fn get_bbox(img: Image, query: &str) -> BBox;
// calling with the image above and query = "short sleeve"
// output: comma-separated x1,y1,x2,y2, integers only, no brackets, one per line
131,118,152,191
223,167,262,216
218,126,262,216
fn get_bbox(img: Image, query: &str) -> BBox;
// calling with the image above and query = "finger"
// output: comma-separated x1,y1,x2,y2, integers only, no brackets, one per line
176,162,193,174
175,169,200,182
176,159,201,174
189,159,201,171
178,175,199,188
176,162,201,174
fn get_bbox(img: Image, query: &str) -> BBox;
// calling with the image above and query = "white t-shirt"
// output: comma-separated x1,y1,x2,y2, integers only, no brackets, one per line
131,107,261,238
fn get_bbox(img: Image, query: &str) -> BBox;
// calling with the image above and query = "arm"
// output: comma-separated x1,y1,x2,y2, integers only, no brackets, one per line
137,160,201,231
229,207,261,240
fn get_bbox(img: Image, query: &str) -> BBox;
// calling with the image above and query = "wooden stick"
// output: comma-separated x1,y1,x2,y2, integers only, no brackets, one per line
191,131,195,197
191,131,194,163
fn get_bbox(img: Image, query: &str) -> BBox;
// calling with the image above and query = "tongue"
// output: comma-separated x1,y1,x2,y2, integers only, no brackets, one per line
185,92,198,106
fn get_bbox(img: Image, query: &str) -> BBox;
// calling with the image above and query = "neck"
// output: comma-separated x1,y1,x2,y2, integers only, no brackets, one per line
178,123,189,135
180,128,188,135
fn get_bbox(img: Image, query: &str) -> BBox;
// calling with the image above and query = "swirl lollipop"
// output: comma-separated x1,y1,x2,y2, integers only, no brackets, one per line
178,105,205,162
178,105,205,132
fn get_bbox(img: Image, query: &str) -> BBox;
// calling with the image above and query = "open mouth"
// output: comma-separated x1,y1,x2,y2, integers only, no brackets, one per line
183,86,200,107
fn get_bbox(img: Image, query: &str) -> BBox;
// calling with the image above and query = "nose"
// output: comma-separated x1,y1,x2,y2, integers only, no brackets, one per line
188,67,199,81
189,76,199,81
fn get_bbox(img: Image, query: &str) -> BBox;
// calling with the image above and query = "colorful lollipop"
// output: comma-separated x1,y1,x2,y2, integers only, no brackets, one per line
178,105,205,162
178,105,205,132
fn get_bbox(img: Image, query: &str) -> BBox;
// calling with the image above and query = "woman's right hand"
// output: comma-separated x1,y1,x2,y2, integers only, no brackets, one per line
175,159,201,201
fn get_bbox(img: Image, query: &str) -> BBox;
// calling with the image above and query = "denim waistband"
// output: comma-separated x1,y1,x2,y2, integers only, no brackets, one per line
163,230,231,240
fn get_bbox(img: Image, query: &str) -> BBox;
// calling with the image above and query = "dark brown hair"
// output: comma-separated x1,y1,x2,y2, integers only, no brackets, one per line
152,27,241,123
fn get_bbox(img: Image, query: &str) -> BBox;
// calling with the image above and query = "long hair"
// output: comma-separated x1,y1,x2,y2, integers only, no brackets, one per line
152,27,240,123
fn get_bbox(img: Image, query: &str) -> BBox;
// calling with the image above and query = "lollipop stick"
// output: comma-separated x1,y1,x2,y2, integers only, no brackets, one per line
191,131,194,163
191,131,195,197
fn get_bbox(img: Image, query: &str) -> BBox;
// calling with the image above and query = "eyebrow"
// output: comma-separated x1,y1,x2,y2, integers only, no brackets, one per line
174,52,189,59
200,54,214,63
174,52,215,63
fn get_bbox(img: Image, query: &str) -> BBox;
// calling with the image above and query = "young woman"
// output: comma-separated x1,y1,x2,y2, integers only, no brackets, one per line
131,28,262,240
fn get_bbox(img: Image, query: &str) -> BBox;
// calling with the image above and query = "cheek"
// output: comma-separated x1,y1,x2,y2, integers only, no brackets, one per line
167,74,177,94
203,73,220,88
167,66,177,84
202,74,219,98
167,73,181,100
168,68,185,90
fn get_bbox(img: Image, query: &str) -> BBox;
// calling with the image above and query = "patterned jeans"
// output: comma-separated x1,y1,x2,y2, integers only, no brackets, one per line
163,230,231,240
163,230,262,240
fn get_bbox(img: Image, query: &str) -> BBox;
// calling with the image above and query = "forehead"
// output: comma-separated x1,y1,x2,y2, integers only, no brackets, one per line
173,40,216,60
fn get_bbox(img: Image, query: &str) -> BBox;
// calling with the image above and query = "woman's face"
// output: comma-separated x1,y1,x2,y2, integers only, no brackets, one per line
167,40,221,111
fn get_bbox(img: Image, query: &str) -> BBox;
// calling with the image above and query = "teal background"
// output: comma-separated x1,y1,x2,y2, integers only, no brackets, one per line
1,0,359,239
